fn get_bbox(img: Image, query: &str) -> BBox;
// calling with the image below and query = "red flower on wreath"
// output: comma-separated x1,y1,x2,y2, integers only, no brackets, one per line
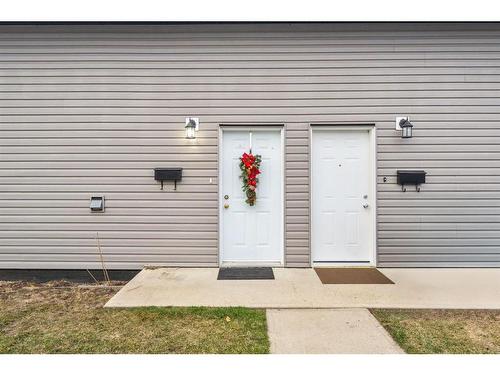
239,152,262,206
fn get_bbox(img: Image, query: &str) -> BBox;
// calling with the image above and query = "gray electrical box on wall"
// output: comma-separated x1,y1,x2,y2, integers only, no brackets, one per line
90,196,105,212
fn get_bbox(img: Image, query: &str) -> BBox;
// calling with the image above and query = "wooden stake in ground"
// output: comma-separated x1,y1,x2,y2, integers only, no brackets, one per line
86,269,99,284
96,232,111,284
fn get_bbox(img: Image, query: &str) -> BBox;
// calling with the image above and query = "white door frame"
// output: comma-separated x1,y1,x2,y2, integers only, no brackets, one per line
218,125,285,267
310,125,377,267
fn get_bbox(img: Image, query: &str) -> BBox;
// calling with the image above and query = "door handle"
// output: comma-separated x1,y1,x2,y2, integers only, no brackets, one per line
224,203,230,209
362,203,369,209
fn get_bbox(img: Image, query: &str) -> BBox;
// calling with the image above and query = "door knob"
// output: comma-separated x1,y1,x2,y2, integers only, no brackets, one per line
224,203,230,209
362,203,369,209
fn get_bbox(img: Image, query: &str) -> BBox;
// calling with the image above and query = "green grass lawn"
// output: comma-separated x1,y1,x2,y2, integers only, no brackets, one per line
0,281,269,354
371,309,500,354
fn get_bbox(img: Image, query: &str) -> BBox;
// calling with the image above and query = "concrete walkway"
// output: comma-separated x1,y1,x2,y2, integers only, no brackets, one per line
105,267,500,309
266,308,404,354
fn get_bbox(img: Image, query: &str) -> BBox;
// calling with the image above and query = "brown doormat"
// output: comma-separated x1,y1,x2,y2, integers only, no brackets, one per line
314,268,394,284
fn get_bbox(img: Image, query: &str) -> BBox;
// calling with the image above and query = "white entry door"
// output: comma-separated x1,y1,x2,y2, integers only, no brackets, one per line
220,129,283,265
312,129,374,264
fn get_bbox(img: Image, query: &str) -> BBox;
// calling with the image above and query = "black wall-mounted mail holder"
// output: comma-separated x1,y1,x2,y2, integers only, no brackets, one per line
154,168,183,190
397,170,426,192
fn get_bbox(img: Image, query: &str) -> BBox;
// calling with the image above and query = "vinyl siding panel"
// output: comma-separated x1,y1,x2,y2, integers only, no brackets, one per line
1,23,500,268
285,123,310,266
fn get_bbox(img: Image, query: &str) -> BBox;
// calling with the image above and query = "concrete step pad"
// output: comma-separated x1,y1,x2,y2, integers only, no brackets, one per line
105,268,500,309
266,308,404,354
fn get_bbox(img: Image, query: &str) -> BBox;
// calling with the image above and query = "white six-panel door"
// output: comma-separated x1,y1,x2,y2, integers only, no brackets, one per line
220,129,283,265
312,129,374,264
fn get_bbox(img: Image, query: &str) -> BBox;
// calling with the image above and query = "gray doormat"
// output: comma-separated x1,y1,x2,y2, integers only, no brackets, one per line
217,267,275,280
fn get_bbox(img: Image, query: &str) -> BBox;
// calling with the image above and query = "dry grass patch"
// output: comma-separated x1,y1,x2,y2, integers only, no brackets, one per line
0,281,269,354
371,309,500,354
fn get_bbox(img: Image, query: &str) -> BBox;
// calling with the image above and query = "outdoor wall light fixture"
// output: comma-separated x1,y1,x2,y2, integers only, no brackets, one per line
396,116,414,139
185,117,199,139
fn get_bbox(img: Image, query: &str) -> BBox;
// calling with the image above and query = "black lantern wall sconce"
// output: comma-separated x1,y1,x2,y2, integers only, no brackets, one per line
185,117,199,139
396,116,414,139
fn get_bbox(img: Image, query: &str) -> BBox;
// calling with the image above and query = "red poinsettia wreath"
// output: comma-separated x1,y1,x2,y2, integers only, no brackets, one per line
239,152,262,206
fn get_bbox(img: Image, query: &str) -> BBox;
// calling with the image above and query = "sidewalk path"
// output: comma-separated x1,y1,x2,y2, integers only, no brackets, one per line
266,308,404,354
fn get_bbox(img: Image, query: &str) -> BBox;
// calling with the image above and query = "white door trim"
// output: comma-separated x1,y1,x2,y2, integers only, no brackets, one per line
218,125,285,267
309,124,377,267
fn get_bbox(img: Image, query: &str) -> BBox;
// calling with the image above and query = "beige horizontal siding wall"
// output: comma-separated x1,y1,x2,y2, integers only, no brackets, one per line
0,23,499,268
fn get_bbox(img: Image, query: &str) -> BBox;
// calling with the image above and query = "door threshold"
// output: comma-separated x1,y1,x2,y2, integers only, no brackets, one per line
312,262,375,268
220,261,283,268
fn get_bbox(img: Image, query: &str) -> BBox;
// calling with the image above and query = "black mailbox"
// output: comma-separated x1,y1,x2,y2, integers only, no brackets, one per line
397,170,426,192
154,168,182,190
